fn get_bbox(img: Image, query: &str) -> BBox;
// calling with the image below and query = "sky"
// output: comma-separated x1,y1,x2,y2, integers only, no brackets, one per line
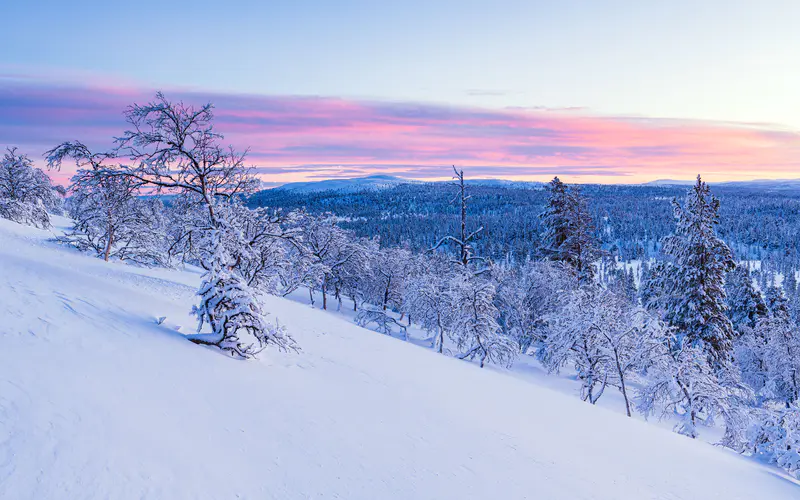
2,0,799,185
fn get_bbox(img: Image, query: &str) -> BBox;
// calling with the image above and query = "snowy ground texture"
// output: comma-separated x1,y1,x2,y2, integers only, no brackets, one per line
1,217,799,500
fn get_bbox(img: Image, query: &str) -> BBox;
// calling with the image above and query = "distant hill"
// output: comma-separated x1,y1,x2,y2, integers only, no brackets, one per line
718,179,800,191
275,174,418,193
464,179,544,189
267,175,800,196
270,174,547,194
642,179,697,186
643,178,800,191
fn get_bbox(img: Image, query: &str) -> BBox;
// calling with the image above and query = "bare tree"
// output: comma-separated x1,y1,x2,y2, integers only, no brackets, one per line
429,166,485,270
113,92,259,225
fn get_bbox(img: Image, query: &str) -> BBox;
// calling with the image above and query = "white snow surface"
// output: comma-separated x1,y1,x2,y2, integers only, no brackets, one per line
1,217,798,499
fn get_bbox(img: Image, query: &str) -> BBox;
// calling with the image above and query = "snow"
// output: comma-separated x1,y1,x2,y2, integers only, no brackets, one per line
1,216,798,499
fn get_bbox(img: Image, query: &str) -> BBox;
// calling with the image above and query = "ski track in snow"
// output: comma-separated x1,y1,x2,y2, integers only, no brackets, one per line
1,216,799,499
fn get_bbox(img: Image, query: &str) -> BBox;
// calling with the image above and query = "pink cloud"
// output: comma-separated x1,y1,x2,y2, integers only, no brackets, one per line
2,76,799,185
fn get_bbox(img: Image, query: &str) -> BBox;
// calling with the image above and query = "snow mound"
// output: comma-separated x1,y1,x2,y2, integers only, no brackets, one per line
0,217,797,499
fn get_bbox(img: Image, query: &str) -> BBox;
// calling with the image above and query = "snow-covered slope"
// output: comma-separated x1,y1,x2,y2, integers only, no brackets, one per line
1,218,797,499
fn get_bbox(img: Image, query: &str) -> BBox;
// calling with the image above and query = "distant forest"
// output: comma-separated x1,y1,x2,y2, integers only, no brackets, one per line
249,181,800,273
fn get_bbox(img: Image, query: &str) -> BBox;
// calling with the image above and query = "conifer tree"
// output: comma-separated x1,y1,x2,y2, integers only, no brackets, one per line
540,177,601,284
660,176,736,363
726,266,767,333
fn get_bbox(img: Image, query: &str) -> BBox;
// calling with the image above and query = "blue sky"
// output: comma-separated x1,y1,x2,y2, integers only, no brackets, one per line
2,0,799,182
4,1,799,123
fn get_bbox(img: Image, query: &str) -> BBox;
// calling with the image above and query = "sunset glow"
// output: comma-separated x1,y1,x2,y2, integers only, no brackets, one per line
3,77,799,186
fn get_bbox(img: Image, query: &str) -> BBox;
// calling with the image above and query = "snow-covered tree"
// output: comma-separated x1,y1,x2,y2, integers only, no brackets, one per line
735,329,770,402
0,197,51,229
726,265,767,333
355,307,409,338
108,94,294,356
756,304,800,407
607,265,638,303
297,214,366,310
403,257,457,353
658,176,736,364
450,274,518,368
339,238,379,312
329,237,373,312
540,177,601,283
188,221,296,358
637,333,751,440
736,288,800,476
429,166,486,272
747,406,800,478
640,260,670,310
0,147,60,228
542,288,664,414
641,191,753,440
216,201,297,293
46,141,167,264
541,289,611,405
50,94,292,357
732,285,798,406
160,194,209,265
789,286,800,327
765,285,790,320
68,181,167,264
784,269,797,300
494,261,577,354
367,246,413,314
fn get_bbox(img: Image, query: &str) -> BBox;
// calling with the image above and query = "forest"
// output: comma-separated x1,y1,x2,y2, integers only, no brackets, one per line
251,179,800,275
2,92,799,480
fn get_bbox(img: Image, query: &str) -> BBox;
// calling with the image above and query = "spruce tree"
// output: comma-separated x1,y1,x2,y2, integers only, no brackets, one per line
661,176,736,363
540,177,601,284
726,265,767,333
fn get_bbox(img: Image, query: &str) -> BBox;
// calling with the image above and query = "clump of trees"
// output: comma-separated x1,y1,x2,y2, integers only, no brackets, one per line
45,142,166,264
0,147,62,228
539,176,602,284
46,93,291,358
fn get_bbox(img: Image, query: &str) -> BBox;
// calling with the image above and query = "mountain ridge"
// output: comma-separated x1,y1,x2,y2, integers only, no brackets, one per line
265,175,800,194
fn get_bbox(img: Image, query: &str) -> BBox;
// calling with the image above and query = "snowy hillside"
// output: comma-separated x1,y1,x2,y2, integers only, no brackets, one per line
1,217,798,500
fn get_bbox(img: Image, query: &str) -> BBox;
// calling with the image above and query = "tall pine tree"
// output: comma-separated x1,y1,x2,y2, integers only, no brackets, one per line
540,177,601,284
660,175,736,363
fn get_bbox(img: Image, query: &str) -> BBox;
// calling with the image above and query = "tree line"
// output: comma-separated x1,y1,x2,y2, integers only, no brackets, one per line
251,177,800,275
